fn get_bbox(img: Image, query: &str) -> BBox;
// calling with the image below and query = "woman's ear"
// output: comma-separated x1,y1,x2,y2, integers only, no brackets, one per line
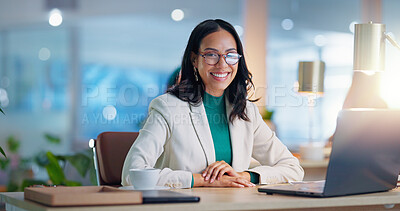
191,52,198,68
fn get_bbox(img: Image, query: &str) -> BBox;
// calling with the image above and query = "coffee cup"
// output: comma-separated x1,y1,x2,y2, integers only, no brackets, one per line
129,168,160,190
299,142,325,161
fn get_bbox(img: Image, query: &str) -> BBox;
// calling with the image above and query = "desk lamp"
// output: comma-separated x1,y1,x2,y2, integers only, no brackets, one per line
345,22,400,109
297,61,325,161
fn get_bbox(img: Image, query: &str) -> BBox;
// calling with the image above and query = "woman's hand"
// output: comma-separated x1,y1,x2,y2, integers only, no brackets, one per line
202,161,240,183
193,174,255,188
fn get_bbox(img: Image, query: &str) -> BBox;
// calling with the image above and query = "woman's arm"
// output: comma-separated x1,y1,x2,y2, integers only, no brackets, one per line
248,103,304,184
193,173,254,188
121,97,192,188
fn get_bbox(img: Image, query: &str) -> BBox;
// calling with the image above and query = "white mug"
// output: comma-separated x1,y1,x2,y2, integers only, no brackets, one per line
129,168,160,190
299,142,325,161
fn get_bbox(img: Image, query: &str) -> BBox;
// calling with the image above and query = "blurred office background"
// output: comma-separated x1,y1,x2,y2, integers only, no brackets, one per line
0,0,400,166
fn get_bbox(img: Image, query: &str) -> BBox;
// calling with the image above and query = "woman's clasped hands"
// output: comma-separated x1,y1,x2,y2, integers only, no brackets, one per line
196,160,255,188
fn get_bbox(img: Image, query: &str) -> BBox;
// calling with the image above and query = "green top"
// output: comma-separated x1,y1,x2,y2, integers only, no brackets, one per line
190,92,259,187
203,92,233,164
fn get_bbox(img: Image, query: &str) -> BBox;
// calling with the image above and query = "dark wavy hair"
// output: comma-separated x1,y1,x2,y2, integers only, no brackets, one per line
167,19,258,122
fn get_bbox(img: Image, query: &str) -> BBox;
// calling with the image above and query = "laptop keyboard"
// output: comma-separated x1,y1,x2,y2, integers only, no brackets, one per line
286,180,325,192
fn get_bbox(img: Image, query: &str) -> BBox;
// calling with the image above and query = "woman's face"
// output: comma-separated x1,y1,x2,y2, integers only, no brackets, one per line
193,29,238,97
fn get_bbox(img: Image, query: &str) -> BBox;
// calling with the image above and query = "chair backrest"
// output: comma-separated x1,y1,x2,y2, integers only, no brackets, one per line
90,131,139,186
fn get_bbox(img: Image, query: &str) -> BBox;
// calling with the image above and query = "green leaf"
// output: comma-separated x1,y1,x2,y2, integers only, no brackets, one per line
64,153,91,177
0,157,10,170
21,179,48,190
7,181,19,192
34,151,50,167
86,149,98,185
262,108,274,120
89,164,98,185
0,146,6,158
45,151,66,185
0,107,4,115
7,136,20,153
64,180,82,186
44,134,61,144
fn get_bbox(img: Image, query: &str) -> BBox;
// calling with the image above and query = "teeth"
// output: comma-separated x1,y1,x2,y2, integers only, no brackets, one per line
211,73,228,78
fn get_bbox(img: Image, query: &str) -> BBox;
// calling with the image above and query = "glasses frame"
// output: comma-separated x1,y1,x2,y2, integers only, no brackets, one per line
199,51,242,66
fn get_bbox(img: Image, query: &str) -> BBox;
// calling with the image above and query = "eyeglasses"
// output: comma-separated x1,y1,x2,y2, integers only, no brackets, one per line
199,51,242,66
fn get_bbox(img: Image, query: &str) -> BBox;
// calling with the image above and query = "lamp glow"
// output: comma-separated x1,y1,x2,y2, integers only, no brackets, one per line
281,19,294,31
171,9,184,22
314,35,327,47
103,105,117,120
381,71,400,109
49,9,63,27
38,48,51,61
349,21,358,33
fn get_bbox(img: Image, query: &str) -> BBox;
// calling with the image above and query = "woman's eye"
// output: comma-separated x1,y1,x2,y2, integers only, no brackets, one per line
205,53,218,58
227,53,239,59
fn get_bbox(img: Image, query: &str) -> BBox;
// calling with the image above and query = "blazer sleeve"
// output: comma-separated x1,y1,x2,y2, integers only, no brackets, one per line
247,104,304,184
121,97,192,188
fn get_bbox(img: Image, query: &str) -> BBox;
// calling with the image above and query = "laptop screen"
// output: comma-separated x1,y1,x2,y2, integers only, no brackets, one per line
324,109,400,196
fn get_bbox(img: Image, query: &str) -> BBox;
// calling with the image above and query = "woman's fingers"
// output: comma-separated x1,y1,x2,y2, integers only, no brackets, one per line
202,161,226,181
233,177,255,187
202,161,244,184
210,164,229,183
206,175,255,188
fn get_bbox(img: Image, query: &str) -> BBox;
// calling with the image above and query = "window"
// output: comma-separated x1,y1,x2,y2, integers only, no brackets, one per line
267,0,360,148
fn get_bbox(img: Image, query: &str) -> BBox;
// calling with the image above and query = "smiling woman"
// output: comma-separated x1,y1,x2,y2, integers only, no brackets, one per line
193,30,240,97
121,19,304,189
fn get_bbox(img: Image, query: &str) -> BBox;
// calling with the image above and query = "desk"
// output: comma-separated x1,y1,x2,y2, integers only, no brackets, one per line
1,187,400,211
300,159,329,181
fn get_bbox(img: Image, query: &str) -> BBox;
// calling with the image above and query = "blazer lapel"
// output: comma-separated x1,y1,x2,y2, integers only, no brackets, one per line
189,103,215,166
226,98,246,170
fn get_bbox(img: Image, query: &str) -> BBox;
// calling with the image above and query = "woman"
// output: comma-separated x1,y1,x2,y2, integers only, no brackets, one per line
122,19,304,188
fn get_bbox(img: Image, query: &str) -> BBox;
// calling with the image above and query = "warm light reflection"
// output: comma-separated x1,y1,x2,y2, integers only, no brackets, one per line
354,70,379,75
380,71,400,108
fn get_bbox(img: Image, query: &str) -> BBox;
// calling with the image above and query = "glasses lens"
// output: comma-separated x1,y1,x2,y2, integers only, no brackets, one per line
225,53,240,65
204,53,219,65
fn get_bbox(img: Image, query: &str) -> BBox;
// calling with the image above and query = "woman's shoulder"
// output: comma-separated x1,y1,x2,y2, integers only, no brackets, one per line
243,100,262,120
149,93,189,110
245,100,258,111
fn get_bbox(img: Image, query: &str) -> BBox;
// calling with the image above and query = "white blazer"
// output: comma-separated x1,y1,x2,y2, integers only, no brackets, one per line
121,93,304,188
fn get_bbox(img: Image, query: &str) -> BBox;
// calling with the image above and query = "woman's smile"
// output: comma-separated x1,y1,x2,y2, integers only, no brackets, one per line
210,72,230,81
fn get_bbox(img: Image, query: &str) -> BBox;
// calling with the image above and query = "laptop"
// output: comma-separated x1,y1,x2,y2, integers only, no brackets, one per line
258,109,400,197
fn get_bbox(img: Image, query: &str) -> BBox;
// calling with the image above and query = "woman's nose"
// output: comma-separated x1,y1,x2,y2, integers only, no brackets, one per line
215,55,228,68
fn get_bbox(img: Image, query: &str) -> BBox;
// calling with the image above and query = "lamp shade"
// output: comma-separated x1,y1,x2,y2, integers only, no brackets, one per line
353,22,385,71
298,61,325,93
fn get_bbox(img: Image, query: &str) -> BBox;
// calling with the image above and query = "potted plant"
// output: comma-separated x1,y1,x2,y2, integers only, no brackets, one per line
262,107,276,132
20,134,97,190
1,133,96,191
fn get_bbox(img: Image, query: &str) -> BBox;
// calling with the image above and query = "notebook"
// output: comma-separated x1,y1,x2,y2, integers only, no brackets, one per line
258,109,400,197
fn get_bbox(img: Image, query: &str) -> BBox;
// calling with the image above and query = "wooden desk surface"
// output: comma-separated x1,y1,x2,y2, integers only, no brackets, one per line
1,187,400,211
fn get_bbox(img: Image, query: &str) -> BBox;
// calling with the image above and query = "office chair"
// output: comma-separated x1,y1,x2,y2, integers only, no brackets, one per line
89,131,139,186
